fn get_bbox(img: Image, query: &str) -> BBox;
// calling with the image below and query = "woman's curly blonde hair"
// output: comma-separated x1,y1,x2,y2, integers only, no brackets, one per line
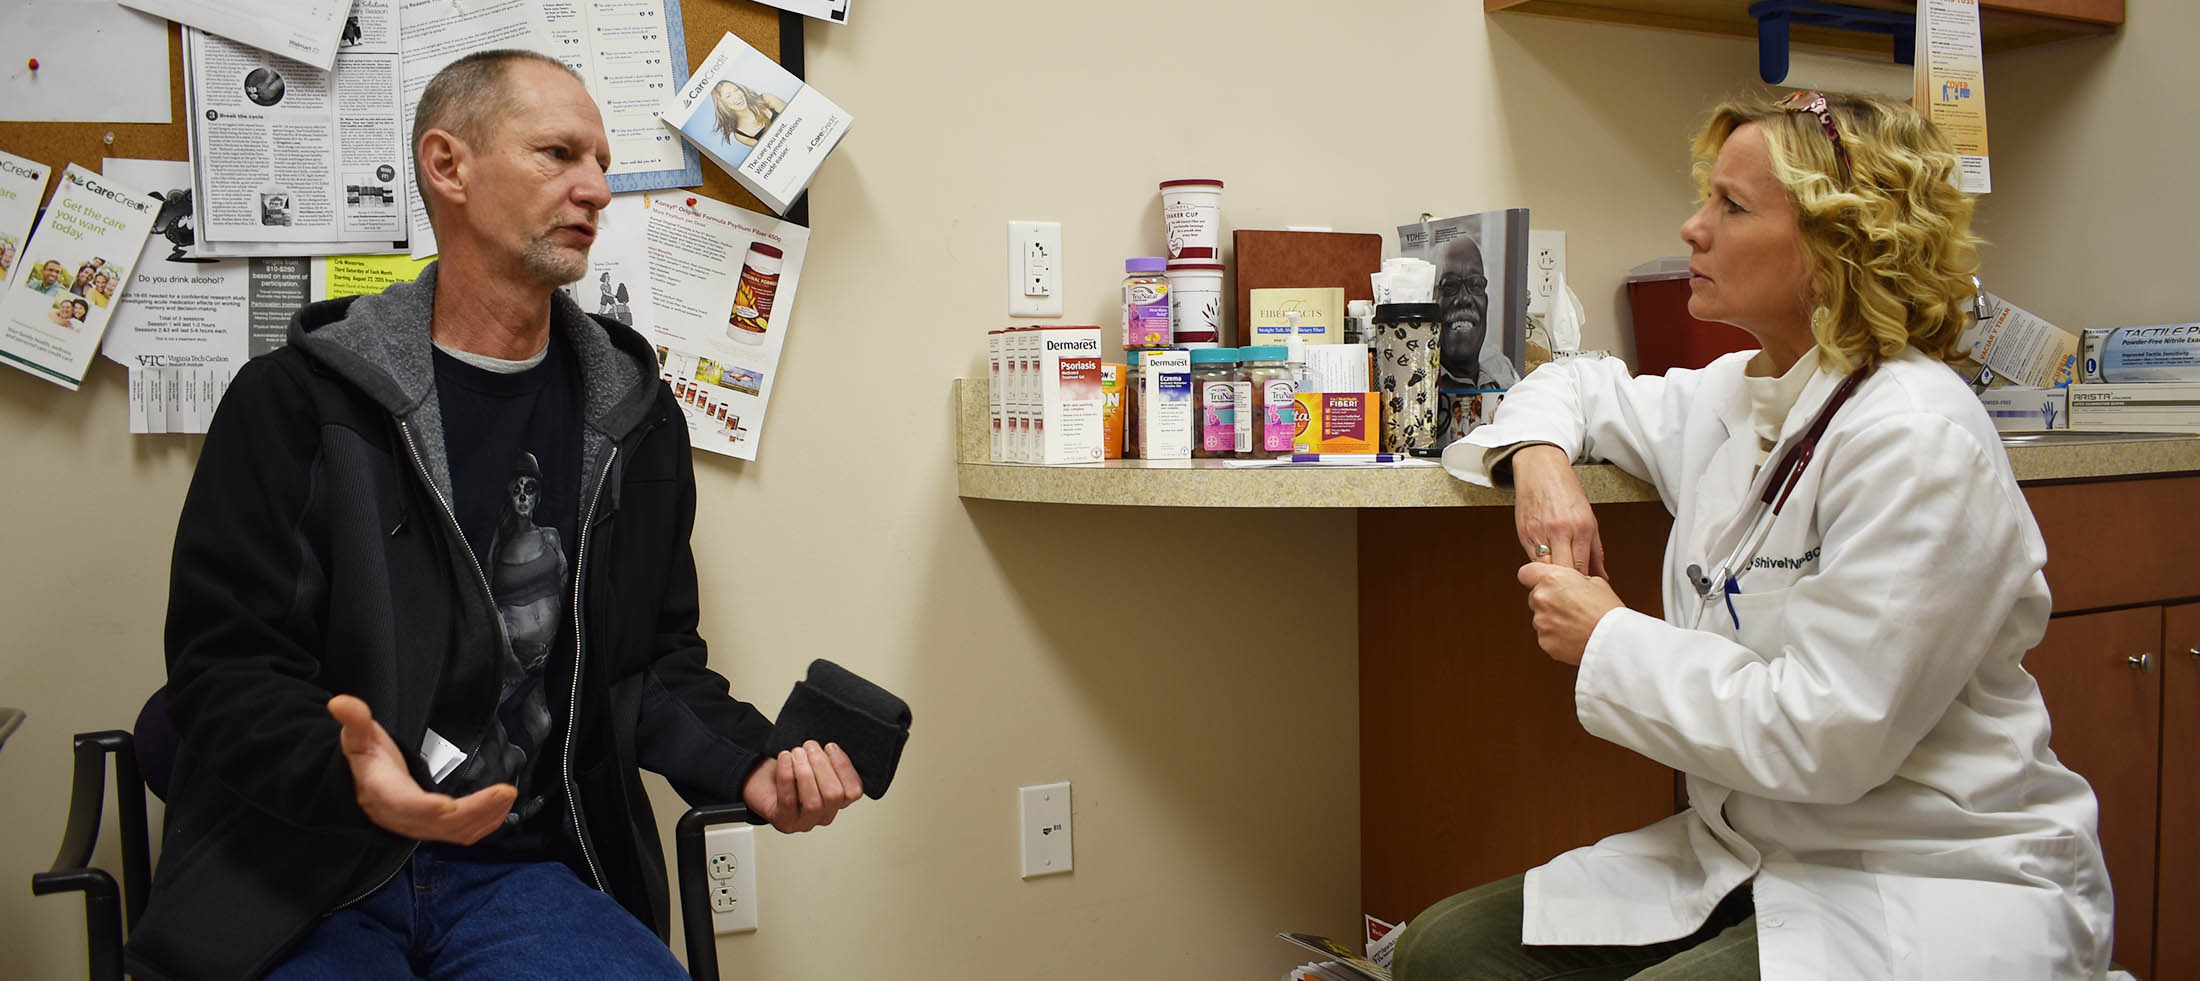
1691,92,1981,371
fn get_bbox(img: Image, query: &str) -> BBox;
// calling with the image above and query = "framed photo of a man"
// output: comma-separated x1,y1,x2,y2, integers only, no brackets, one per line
1399,208,1531,446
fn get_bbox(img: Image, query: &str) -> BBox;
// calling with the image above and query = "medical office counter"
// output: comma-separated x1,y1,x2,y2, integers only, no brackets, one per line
952,380,2200,977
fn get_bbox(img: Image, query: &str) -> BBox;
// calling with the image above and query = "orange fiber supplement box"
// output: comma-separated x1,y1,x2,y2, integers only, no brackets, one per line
1292,392,1376,453
1101,362,1126,459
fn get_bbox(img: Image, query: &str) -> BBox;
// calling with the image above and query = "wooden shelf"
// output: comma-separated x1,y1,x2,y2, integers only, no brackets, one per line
1486,0,2121,57
951,380,2200,509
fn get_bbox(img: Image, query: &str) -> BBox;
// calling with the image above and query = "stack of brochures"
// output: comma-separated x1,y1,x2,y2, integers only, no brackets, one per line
1275,930,1392,981
1282,961,1380,981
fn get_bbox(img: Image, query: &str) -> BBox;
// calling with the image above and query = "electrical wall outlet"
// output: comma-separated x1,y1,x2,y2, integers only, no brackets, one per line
1024,240,1053,297
1007,220,1063,317
703,825,758,934
1019,781,1073,878
1527,230,1566,318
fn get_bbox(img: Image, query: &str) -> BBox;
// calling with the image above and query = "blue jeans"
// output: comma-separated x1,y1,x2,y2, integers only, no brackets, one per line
264,845,689,981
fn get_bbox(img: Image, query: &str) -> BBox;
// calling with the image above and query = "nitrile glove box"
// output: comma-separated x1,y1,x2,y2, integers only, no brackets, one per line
1976,386,2068,431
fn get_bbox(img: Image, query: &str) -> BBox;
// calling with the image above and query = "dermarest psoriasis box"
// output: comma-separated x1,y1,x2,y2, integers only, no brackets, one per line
1038,325,1105,464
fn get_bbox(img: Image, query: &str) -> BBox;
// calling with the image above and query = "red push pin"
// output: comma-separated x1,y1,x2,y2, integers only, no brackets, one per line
27,58,39,71
685,197,697,207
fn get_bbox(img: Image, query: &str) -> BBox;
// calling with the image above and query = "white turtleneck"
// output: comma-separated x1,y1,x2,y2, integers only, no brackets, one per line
1742,348,1821,471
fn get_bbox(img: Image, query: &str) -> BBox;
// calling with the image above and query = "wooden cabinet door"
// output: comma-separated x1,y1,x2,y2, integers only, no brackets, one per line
1359,503,1678,922
2027,607,2161,979
2156,604,2200,979
2026,476,2200,614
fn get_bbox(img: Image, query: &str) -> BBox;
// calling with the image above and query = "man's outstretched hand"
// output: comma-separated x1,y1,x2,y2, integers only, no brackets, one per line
328,694,515,844
743,741,862,834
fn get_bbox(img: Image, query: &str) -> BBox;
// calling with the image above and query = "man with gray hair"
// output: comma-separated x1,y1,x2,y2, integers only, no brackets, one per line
132,49,862,980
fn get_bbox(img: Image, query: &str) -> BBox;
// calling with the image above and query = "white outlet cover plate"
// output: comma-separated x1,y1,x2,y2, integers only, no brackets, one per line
1019,781,1073,878
1008,221,1063,318
1528,230,1565,318
704,824,759,933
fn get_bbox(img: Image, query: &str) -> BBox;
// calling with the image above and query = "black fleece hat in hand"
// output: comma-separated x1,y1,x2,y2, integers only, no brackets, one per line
765,659,911,800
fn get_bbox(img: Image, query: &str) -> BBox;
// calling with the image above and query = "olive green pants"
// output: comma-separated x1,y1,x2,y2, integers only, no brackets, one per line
1393,875,1760,981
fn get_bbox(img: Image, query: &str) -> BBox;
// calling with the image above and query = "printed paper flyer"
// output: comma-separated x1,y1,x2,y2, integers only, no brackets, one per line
1918,0,1990,193
563,193,657,336
0,165,157,390
658,31,852,214
750,0,851,24
636,191,807,460
543,0,701,192
311,252,431,299
183,16,412,256
0,151,53,289
100,159,302,433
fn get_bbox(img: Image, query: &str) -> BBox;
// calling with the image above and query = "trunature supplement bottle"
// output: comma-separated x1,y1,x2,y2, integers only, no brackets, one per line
728,242,784,345
1191,347,1243,459
1238,345,1296,459
1123,258,1172,348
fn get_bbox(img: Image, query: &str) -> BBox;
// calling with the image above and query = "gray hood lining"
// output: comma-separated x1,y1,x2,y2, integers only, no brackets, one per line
290,262,662,505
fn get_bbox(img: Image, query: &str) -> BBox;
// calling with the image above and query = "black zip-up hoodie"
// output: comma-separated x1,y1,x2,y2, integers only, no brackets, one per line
130,264,773,980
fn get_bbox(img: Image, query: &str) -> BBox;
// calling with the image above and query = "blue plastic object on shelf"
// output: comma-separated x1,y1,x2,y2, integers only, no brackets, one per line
1748,0,1916,83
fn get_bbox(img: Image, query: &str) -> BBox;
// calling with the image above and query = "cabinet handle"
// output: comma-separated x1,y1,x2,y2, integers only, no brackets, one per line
2188,647,2199,658
2130,653,2154,672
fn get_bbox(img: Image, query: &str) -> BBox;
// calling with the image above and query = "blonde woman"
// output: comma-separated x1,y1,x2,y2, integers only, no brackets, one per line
1397,92,2111,979
709,79,784,148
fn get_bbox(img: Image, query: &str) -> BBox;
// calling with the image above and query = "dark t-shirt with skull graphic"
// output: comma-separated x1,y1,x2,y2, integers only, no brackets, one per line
430,330,581,858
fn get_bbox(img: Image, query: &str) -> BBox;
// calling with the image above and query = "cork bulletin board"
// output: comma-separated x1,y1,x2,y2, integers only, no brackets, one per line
0,1,806,224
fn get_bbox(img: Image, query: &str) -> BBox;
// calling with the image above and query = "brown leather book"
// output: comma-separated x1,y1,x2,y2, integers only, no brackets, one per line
1230,229,1383,346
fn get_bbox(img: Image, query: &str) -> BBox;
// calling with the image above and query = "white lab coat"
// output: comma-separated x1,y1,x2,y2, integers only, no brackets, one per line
1443,347,2114,980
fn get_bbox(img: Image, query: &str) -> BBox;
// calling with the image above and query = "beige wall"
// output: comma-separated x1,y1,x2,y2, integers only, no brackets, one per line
1970,3,2196,330
1,2,2188,978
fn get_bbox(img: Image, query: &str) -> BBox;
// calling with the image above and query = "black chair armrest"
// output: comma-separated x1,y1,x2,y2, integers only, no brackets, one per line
673,803,752,981
31,730,149,981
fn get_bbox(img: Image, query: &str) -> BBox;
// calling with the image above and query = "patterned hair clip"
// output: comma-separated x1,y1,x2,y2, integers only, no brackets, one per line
1777,90,1853,183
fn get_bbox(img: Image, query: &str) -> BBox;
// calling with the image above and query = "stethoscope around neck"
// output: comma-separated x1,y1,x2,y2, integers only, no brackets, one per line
1685,364,1874,625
